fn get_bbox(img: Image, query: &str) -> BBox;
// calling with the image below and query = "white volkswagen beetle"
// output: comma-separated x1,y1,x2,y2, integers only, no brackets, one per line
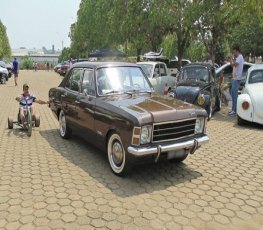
237,64,263,125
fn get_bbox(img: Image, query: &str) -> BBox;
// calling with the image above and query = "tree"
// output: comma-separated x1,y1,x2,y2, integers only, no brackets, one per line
58,47,71,62
0,20,11,59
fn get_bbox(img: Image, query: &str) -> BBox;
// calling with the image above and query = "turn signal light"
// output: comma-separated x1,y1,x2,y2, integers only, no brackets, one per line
132,127,141,146
242,101,249,110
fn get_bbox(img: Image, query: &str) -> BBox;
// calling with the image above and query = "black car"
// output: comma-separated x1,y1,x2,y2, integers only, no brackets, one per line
172,63,221,119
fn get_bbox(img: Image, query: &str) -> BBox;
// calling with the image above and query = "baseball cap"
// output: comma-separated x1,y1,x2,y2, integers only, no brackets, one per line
23,83,29,89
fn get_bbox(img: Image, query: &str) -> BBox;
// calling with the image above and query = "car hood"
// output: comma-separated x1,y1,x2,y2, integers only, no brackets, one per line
0,66,8,74
175,81,207,104
246,83,263,118
104,93,206,124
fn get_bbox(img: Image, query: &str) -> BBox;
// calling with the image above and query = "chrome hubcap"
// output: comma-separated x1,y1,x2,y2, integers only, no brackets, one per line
112,141,123,166
59,113,66,136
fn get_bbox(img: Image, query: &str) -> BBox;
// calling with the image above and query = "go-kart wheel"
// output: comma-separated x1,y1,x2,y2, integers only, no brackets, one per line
34,114,40,127
27,110,33,137
59,110,72,139
8,117,13,129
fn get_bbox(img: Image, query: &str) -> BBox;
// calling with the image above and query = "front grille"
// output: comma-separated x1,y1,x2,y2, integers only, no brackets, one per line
152,119,196,143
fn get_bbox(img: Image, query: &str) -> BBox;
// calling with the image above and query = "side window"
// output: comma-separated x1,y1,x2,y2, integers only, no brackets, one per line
65,68,82,92
82,69,96,96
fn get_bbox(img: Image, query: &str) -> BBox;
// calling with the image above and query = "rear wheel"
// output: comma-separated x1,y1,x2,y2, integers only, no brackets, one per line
107,133,130,176
27,110,32,137
34,114,40,127
59,110,72,139
8,117,13,129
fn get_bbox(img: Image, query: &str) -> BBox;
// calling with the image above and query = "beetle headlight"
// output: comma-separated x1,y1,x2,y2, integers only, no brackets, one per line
140,125,152,144
242,101,249,110
197,94,205,106
195,118,204,134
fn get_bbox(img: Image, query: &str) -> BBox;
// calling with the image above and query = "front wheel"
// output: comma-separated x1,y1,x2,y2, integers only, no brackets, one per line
215,95,221,112
34,114,40,127
237,115,247,126
8,117,13,129
206,102,213,121
107,133,130,176
59,110,72,139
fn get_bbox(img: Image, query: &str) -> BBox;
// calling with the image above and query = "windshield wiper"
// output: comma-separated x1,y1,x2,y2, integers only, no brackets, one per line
104,90,122,95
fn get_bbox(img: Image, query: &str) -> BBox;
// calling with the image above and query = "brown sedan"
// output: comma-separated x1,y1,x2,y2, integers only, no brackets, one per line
49,61,209,176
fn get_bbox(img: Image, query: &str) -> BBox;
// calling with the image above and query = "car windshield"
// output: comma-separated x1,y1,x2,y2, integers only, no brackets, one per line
96,66,152,96
248,70,263,84
179,66,209,83
138,64,153,78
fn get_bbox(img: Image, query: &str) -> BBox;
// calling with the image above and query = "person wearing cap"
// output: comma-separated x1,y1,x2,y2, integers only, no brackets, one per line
15,83,47,125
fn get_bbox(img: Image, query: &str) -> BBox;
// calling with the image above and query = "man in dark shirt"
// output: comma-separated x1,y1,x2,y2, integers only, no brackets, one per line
13,57,19,86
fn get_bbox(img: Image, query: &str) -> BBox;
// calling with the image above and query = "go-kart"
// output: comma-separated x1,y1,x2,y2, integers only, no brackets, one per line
8,105,40,137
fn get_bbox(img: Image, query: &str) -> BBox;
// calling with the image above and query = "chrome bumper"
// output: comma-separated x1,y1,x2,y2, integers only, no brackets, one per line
127,136,209,157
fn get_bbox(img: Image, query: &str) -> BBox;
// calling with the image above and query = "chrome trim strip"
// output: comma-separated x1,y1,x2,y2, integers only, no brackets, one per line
127,136,209,156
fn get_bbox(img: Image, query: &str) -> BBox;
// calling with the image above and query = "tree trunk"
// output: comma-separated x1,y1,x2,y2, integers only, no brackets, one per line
136,48,142,62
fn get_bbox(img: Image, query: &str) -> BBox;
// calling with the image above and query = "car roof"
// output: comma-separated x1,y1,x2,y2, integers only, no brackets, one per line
73,61,138,69
215,61,254,74
137,61,166,65
182,62,215,70
247,64,263,73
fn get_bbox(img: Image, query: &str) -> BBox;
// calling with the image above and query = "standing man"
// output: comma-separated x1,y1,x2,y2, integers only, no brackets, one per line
229,45,244,116
13,57,19,86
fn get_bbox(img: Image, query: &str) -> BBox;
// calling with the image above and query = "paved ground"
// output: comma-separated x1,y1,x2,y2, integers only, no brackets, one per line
0,70,263,230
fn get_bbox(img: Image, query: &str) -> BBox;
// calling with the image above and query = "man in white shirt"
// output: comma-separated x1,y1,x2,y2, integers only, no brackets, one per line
229,45,244,116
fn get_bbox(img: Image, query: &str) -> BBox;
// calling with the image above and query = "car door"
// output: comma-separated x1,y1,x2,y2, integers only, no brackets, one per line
62,68,83,127
74,68,96,135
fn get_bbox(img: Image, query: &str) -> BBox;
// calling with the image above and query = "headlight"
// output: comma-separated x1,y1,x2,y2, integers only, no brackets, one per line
195,118,204,134
140,125,152,144
197,94,205,106
242,101,249,110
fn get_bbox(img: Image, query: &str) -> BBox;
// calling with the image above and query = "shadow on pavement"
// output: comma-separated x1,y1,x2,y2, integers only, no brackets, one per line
40,129,202,198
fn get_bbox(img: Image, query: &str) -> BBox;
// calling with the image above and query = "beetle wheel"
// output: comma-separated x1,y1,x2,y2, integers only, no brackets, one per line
207,102,213,121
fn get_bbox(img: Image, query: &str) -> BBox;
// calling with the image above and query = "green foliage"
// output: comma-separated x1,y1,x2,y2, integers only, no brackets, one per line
0,20,11,59
58,47,72,63
20,55,33,69
69,0,262,64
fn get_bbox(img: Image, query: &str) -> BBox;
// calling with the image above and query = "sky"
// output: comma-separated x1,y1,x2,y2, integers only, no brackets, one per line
1,0,81,51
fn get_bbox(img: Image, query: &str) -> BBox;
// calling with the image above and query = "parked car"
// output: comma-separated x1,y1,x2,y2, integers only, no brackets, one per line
166,58,191,77
49,61,209,176
171,63,221,120
215,62,254,94
0,61,8,84
237,64,263,125
137,61,176,95
4,62,12,78
54,63,62,73
59,61,70,76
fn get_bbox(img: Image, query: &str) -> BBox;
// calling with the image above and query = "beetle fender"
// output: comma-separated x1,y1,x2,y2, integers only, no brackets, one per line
237,94,253,122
